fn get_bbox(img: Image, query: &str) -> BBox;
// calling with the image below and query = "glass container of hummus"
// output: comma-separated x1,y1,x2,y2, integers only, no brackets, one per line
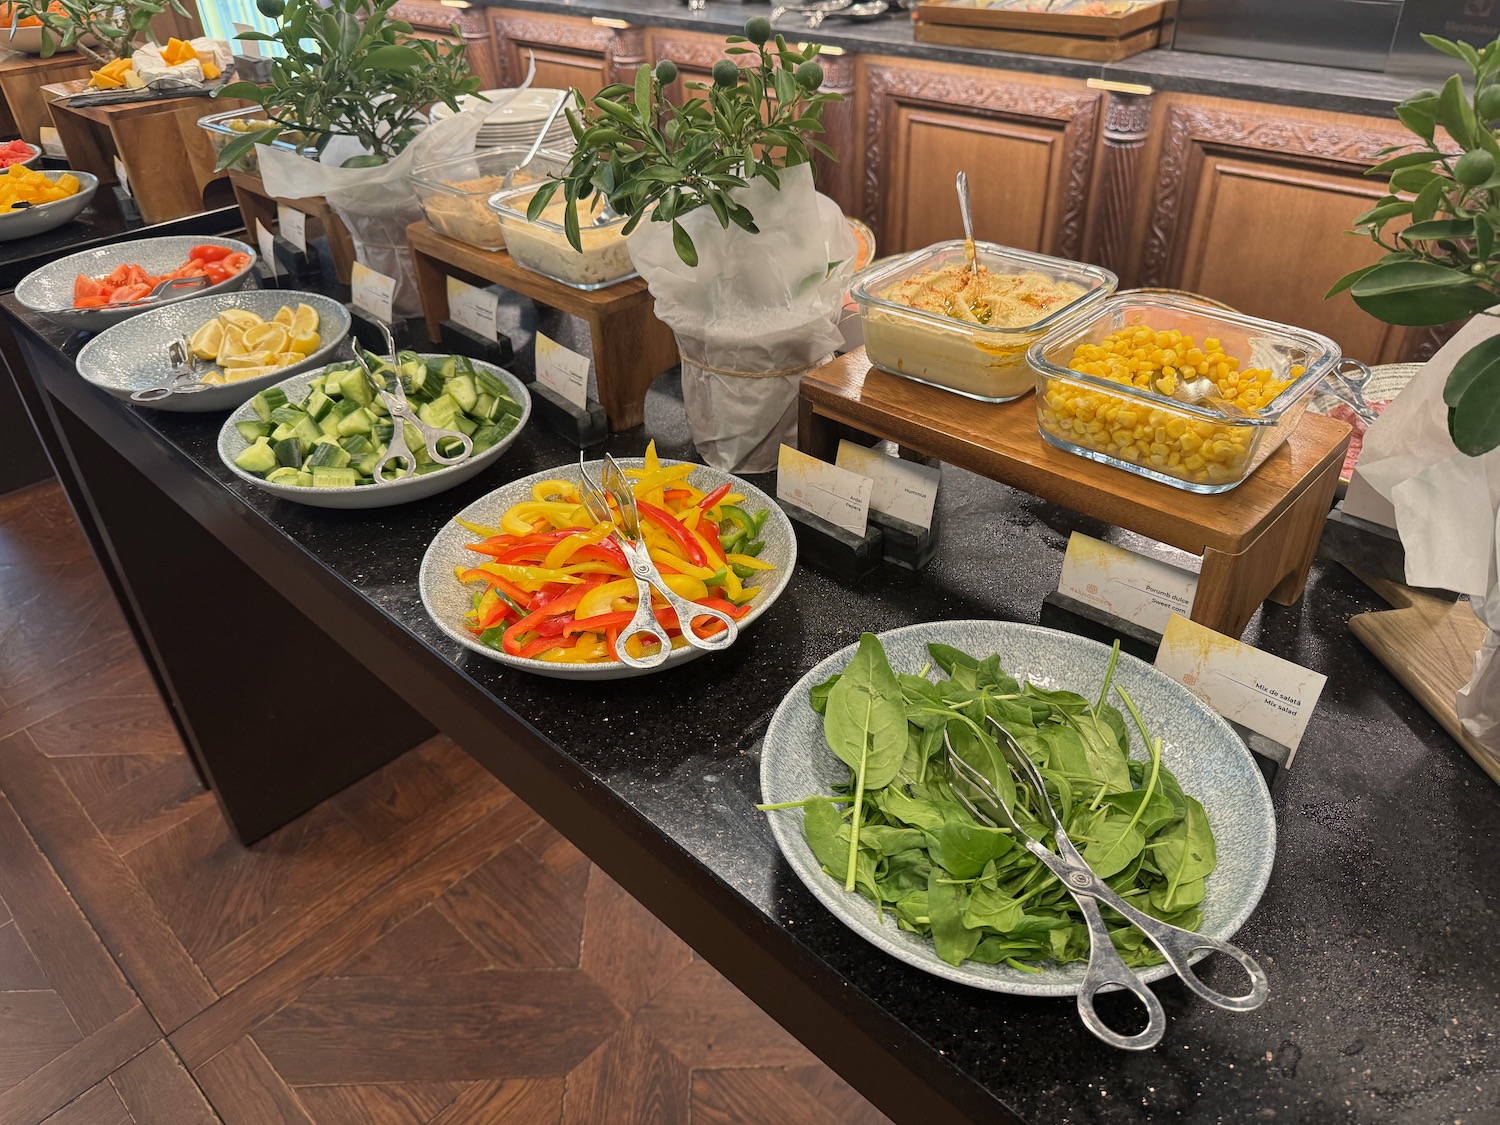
1027,294,1340,493
411,147,568,253
487,173,637,291
851,241,1116,402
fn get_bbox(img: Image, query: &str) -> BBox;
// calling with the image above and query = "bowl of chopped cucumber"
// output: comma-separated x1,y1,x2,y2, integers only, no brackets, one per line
217,352,531,508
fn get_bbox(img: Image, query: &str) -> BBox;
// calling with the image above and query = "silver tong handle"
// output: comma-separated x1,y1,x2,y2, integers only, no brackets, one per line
1321,358,1381,425
615,584,675,669
1087,880,1269,1013
1075,895,1166,1051
644,562,739,652
407,413,473,465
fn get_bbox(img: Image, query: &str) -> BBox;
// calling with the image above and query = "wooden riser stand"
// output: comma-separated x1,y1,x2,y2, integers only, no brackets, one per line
406,220,678,433
799,349,1352,640
227,170,358,286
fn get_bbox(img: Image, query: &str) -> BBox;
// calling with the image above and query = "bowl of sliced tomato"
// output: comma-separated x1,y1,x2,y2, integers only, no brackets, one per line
16,235,256,332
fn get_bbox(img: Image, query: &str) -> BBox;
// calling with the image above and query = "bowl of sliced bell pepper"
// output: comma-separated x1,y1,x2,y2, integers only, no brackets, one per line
419,442,797,679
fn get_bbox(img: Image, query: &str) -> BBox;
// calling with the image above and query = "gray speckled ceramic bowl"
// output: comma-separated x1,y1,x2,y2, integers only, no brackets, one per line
75,290,350,413
217,354,530,508
760,620,1275,997
0,170,94,242
16,234,256,332
419,458,797,680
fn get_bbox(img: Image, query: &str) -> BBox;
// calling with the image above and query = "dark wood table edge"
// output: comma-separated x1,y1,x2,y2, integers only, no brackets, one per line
2,302,1024,1125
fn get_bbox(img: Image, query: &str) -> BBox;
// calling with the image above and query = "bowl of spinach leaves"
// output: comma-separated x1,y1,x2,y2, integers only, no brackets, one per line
758,620,1275,996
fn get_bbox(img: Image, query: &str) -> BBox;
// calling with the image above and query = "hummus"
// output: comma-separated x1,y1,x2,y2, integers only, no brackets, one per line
419,174,512,250
495,193,634,290
862,263,1088,401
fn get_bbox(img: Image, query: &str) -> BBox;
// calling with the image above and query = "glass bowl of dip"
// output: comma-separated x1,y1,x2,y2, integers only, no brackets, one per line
487,170,637,291
851,240,1116,402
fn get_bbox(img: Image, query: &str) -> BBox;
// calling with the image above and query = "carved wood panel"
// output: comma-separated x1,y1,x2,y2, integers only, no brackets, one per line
1138,96,1432,363
488,8,640,97
862,59,1102,260
390,1,497,88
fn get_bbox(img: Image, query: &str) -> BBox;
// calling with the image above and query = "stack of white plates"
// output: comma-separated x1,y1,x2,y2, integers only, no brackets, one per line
429,88,575,152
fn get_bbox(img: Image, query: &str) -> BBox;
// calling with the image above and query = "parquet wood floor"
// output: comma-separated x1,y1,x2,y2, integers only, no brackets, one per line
0,482,891,1125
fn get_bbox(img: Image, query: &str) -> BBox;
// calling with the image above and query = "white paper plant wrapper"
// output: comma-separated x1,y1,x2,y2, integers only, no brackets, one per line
627,163,856,473
253,73,537,317
1351,308,1500,749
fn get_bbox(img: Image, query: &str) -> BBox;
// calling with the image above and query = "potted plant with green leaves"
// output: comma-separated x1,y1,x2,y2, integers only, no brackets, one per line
212,0,483,315
533,17,855,472
12,0,192,64
1333,29,1500,759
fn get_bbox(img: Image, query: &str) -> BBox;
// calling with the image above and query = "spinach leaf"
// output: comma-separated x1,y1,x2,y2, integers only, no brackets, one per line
1079,811,1146,879
809,673,840,715
1153,796,1217,902
962,881,1025,932
928,869,982,966
873,785,948,832
824,633,907,891
927,643,979,678
925,811,1017,879
945,717,1017,817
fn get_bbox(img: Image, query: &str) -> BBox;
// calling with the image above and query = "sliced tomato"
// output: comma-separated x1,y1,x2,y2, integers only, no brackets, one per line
103,263,132,288
191,244,231,262
221,252,251,275
73,274,103,302
203,262,229,284
72,295,108,308
107,283,152,304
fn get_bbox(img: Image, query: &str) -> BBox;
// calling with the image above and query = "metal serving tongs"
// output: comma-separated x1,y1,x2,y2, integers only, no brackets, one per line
576,453,740,669
355,322,472,483
943,720,1269,1051
130,337,212,402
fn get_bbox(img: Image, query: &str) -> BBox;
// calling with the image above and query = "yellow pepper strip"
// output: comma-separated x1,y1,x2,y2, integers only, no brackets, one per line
454,517,502,537
726,552,775,571
560,561,627,576
688,525,723,566
531,479,578,503
682,506,703,532
631,463,697,494
477,562,582,589
542,636,609,663
577,578,637,619
542,522,612,569
724,493,745,505
662,574,708,601
500,501,589,535
649,550,717,581
721,565,746,602
644,440,661,474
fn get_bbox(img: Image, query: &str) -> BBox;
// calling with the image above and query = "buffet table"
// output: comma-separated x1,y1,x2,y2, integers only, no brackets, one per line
4,279,1497,1123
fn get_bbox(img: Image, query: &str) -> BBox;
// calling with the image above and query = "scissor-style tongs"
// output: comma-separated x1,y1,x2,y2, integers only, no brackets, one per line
577,453,740,668
355,322,472,483
944,719,1269,1051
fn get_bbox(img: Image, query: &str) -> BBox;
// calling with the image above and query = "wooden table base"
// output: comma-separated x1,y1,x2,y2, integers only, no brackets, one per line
42,83,245,224
406,220,678,432
0,51,91,144
228,169,358,286
800,350,1352,638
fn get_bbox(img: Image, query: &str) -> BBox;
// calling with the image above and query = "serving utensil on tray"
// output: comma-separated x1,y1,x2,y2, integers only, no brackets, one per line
130,336,213,401
943,718,1268,1050
576,453,739,669
357,321,473,482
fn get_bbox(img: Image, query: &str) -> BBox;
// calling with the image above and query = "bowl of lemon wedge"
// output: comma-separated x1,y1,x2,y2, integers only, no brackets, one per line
74,290,352,412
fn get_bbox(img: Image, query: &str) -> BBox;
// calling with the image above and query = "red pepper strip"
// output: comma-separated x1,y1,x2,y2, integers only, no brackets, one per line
458,567,534,610
582,538,628,567
476,587,517,629
466,529,574,556
698,482,732,510
605,626,621,661
655,606,731,641
637,500,707,566
563,610,636,637
495,545,553,564
698,597,753,620
501,580,600,655
535,615,572,637
698,520,727,563
664,487,694,504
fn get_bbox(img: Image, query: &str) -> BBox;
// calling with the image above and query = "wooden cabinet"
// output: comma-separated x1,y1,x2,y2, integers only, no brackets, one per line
391,0,500,89
488,8,643,100
858,57,1105,263
1130,93,1433,364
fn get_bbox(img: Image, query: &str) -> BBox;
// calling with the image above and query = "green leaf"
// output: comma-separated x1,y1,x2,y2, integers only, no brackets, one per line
1351,261,1494,325
1449,372,1500,454
670,218,698,267
1402,218,1480,240
1367,150,1438,178
212,125,277,172
1396,101,1438,143
1438,74,1477,148
360,44,422,70
1442,331,1500,407
927,868,981,967
1079,813,1145,880
1325,262,1380,299
1412,177,1447,224
1478,215,1495,262
1390,165,1443,193
924,812,1016,880
1421,32,1481,68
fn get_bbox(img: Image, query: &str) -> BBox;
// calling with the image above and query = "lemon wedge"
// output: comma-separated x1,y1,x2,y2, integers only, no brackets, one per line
216,325,249,364
272,306,294,326
290,330,320,356
244,323,289,355
290,304,319,338
218,308,263,331
188,318,224,361
222,364,279,382
223,349,276,369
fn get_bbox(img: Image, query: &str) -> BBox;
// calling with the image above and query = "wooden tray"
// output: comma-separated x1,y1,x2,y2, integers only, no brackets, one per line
799,349,1351,639
915,0,1172,36
912,19,1163,60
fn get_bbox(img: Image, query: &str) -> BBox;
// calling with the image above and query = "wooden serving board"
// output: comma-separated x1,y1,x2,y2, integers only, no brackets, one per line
914,0,1172,37
911,15,1164,60
1349,573,1500,786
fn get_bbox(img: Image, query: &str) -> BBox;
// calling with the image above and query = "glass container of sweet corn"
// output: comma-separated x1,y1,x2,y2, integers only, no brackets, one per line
1027,294,1340,493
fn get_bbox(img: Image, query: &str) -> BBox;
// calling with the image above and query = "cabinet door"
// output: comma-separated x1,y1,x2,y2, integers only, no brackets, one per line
390,0,499,89
1137,94,1435,364
488,9,644,100
861,58,1104,261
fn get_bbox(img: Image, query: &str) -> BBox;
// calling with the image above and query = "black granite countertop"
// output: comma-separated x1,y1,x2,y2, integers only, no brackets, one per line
6,273,1497,1122
484,0,1426,117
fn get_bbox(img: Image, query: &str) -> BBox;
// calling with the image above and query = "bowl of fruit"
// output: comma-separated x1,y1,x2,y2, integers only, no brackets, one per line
74,291,350,412
0,140,42,170
0,167,97,241
16,235,256,332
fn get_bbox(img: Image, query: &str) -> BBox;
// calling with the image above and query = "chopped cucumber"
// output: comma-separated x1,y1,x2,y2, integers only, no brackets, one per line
251,387,288,423
474,368,509,398
336,407,373,437
291,416,322,447
265,466,302,485
306,440,351,470
273,437,303,469
234,439,277,474
337,368,372,406
318,413,341,439
339,433,371,456
304,390,334,422
418,393,461,430
446,374,478,412
311,466,359,488
235,420,271,442
269,405,308,426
